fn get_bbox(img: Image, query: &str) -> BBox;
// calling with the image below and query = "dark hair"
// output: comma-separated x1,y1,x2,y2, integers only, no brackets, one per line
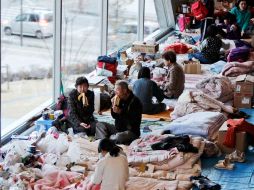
223,12,237,25
138,67,151,79
116,80,129,91
75,77,89,87
162,50,176,63
206,24,218,37
98,138,121,157
235,0,248,9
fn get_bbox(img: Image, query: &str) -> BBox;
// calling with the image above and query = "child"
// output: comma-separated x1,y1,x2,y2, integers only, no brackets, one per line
188,24,222,64
86,138,129,190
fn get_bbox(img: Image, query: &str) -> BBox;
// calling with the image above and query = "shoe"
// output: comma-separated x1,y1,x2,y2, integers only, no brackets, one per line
218,150,245,163
228,150,245,163
214,157,234,170
190,175,221,190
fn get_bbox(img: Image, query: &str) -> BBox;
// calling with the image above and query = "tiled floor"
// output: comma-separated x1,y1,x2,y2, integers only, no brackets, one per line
201,150,254,190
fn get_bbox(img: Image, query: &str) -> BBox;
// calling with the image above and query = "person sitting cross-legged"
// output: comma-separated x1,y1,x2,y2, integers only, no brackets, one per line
96,81,142,145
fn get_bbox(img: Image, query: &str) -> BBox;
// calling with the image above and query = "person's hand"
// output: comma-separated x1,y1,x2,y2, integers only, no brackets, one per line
230,24,237,31
80,123,90,129
112,106,122,114
241,31,244,37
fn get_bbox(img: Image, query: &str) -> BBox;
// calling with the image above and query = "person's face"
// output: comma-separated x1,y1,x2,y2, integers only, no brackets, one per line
239,1,247,11
115,85,127,99
77,83,88,93
224,19,229,25
164,60,171,66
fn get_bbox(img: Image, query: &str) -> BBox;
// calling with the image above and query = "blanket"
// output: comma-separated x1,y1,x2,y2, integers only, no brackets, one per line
33,170,82,190
171,91,234,120
221,61,254,77
196,76,234,102
163,112,226,140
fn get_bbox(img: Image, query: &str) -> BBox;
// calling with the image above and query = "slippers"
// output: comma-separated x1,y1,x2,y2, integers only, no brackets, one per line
214,158,234,170
228,150,245,163
218,150,245,164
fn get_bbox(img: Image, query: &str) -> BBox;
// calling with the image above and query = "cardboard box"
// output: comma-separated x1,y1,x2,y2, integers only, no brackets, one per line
131,41,159,54
182,60,201,74
235,74,254,96
234,94,252,108
217,121,247,154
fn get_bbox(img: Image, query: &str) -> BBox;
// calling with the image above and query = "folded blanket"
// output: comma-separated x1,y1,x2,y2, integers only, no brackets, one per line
163,112,226,140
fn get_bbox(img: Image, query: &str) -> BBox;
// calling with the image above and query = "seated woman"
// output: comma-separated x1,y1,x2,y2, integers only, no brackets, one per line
230,0,251,37
133,67,166,114
159,51,185,99
188,24,222,64
218,12,241,39
86,138,129,190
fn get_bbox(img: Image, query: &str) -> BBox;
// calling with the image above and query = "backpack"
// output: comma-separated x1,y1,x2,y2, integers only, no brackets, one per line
56,95,69,117
191,0,208,20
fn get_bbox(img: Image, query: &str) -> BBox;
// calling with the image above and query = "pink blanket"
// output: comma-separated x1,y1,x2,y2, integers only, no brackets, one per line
222,61,254,77
34,170,82,190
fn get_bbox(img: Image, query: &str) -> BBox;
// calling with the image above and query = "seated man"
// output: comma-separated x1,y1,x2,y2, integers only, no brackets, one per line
68,76,97,135
97,81,142,145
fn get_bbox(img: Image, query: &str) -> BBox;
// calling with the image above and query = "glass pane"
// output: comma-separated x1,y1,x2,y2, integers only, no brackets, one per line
108,0,138,53
61,0,100,92
144,0,159,38
1,0,54,135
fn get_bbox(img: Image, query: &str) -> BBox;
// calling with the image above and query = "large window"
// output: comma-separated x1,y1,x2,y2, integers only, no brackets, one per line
107,0,138,53
61,0,101,92
1,0,54,136
144,0,160,39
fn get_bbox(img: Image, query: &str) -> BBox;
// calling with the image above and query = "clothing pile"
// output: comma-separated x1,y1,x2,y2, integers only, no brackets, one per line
127,134,205,187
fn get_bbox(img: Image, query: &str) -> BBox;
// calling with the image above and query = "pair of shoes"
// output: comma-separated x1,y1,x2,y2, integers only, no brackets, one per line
217,150,245,164
214,157,234,170
190,175,221,190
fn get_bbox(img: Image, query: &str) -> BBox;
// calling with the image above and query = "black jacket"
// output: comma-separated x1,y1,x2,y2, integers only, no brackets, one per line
111,92,142,137
68,89,95,134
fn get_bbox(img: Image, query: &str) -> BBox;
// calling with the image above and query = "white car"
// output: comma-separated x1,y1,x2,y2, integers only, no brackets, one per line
3,10,53,38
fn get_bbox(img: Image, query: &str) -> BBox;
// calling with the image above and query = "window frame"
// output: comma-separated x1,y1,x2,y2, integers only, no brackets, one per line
0,0,176,144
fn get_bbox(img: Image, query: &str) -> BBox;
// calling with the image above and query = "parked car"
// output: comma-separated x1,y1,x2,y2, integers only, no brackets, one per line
3,10,53,38
116,21,159,35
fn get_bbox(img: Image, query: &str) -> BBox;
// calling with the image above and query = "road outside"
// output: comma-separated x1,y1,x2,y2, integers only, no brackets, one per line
1,0,158,132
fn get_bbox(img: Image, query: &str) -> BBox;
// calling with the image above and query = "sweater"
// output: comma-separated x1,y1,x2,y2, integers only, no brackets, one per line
91,153,129,190
133,78,164,113
162,63,185,98
201,36,222,62
230,7,251,31
67,89,95,134
111,92,142,137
